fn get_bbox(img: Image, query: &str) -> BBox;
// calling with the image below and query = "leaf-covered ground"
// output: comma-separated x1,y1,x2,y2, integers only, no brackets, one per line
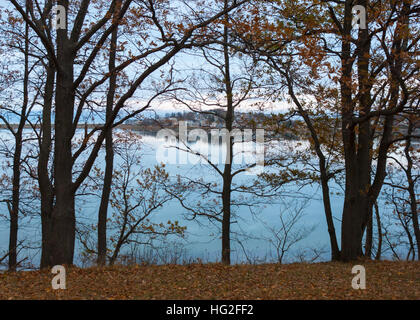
0,261,419,300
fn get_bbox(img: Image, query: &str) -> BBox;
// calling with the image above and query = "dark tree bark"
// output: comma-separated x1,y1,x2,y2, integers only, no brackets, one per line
221,1,233,265
283,72,341,261
49,25,77,265
404,118,420,260
36,0,126,267
9,0,249,268
8,4,30,271
365,209,373,259
339,0,362,261
339,0,411,261
374,202,382,260
39,62,55,269
97,0,120,267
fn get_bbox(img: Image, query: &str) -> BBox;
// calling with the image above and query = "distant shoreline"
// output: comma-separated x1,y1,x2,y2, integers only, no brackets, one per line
0,123,161,133
0,123,267,134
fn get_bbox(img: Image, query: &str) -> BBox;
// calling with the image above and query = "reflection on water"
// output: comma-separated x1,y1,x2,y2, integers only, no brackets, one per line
0,130,345,268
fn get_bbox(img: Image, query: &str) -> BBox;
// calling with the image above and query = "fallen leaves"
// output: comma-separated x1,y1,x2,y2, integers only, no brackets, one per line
0,261,418,300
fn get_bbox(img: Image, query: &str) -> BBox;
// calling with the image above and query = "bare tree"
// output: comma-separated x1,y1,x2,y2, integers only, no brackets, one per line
262,199,316,264
96,0,121,267
384,112,420,260
161,0,275,265
77,130,185,266
8,0,249,267
0,2,43,271
233,0,419,261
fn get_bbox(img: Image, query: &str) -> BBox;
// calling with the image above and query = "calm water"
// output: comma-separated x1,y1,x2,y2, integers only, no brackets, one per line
0,129,353,267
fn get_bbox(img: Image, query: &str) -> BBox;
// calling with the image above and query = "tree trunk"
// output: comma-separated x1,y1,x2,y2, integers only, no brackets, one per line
97,3,119,266
221,6,233,265
374,202,382,260
364,207,373,258
9,132,23,271
44,20,77,266
221,170,232,265
340,0,364,261
409,170,420,261
286,78,341,261
39,63,55,269
9,10,30,271
405,119,420,260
